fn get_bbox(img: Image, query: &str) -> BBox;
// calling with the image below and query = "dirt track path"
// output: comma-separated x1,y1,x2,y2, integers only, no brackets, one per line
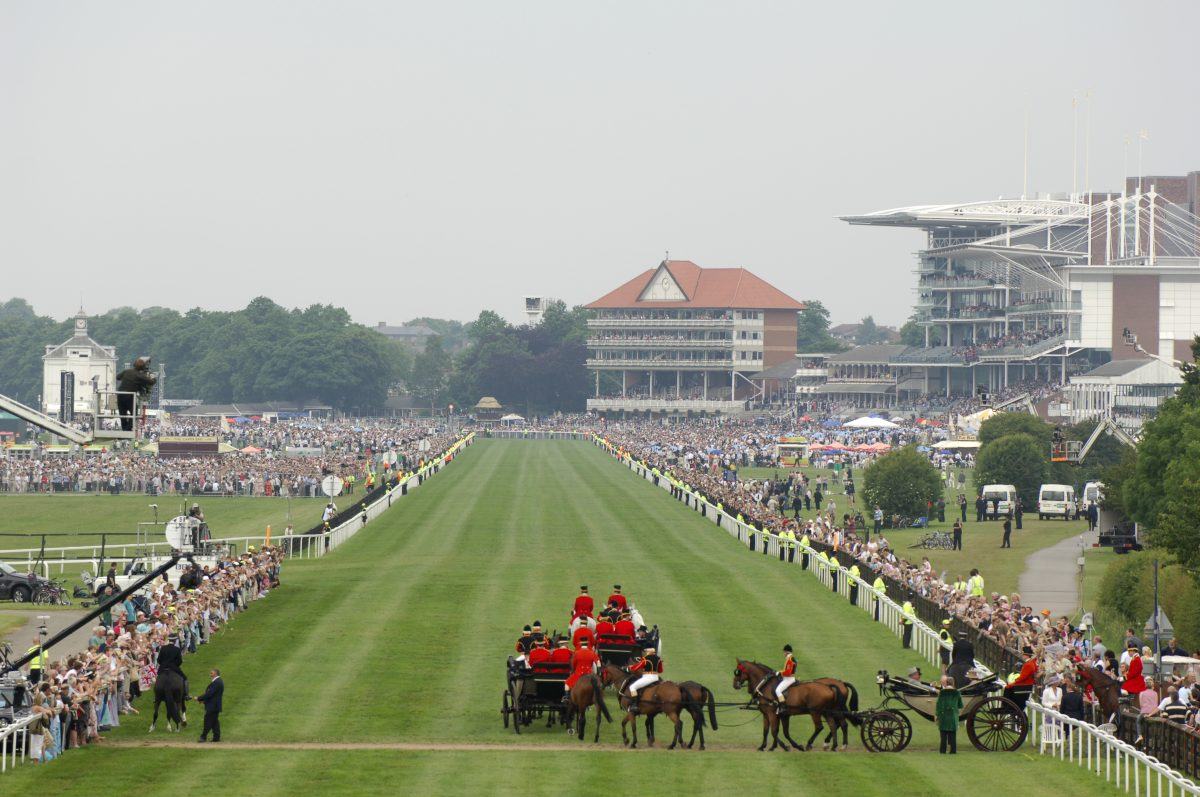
106,739,759,753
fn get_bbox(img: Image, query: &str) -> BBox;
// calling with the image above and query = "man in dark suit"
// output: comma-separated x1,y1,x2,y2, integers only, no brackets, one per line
196,667,224,742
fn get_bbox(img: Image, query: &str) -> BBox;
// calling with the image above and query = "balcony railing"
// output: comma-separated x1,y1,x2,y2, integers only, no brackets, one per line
919,277,1001,290
587,318,735,328
587,357,736,369
1005,301,1083,315
587,338,733,348
586,398,748,412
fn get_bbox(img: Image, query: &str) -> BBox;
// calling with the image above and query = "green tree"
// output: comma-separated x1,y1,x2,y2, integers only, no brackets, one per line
795,300,844,352
973,433,1046,506
409,335,450,409
899,315,924,347
856,315,887,345
862,446,944,516
977,412,1052,448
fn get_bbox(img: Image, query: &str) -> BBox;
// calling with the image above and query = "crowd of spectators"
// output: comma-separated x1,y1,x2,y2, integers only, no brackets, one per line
18,547,283,763
0,419,452,497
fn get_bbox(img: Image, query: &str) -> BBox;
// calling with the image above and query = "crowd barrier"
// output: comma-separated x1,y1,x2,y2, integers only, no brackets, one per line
593,435,1200,788
482,429,589,440
1027,701,1200,796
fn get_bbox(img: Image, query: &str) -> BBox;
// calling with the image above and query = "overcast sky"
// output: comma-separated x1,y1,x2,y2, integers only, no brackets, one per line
2,1,1197,328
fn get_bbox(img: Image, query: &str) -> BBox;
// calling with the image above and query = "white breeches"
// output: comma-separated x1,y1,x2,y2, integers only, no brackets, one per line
629,673,659,695
776,677,796,700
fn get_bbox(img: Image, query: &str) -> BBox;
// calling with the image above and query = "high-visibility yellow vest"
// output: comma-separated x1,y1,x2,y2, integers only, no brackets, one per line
849,565,861,580
968,575,985,597
873,577,886,593
953,580,967,592
26,646,47,671
800,535,810,547
901,601,915,625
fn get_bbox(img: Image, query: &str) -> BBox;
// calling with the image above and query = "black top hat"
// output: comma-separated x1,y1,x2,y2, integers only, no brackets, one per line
522,625,531,632
783,644,793,653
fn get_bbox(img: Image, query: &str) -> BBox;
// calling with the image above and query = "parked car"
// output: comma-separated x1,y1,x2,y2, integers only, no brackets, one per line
0,562,50,603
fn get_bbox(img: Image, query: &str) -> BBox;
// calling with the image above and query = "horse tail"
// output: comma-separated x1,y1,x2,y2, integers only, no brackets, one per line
706,687,718,730
844,681,862,726
591,675,612,723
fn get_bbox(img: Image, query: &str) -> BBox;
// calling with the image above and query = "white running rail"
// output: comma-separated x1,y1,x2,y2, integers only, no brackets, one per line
1026,701,1200,796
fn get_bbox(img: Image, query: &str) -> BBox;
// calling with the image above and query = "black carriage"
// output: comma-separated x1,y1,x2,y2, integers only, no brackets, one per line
594,625,659,667
859,670,1028,753
501,656,570,733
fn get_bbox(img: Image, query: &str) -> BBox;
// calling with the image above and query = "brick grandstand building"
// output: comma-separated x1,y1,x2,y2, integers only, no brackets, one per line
585,259,804,415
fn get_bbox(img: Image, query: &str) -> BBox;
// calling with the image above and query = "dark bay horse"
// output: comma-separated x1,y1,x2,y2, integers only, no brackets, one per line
733,659,849,751
599,663,685,749
1076,664,1122,725
148,669,186,733
811,677,861,748
564,673,613,743
677,680,719,750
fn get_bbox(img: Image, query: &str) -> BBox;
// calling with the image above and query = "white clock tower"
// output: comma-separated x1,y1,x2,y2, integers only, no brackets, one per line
41,310,118,416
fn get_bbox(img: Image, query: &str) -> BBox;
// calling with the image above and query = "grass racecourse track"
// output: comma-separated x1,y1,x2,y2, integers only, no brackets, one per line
5,440,1119,797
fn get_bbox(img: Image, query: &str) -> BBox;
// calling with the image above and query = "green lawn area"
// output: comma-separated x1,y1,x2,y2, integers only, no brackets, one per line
3,441,1120,796
738,464,1090,599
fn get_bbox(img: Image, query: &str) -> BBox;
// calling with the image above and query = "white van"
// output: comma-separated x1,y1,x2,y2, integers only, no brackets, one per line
1083,481,1104,506
980,484,1017,516
1038,484,1077,520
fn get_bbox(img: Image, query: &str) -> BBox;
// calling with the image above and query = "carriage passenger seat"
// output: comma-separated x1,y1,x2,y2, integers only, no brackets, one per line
614,620,635,639
527,647,551,666
595,621,616,637
549,647,573,663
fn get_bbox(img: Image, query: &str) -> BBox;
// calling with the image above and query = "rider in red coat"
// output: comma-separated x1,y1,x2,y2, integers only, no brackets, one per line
564,639,601,694
607,585,628,611
572,586,594,620
1122,645,1146,694
572,625,596,650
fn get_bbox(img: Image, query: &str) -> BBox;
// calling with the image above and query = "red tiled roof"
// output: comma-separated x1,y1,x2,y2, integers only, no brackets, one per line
585,260,805,310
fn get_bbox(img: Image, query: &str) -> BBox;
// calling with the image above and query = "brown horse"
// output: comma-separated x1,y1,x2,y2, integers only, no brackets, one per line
599,663,685,749
733,659,849,751
645,680,719,750
1076,664,1122,725
563,673,613,743
811,677,862,748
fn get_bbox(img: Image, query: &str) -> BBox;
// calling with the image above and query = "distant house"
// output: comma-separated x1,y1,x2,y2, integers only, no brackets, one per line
474,396,503,421
830,323,900,345
373,323,435,348
42,311,118,417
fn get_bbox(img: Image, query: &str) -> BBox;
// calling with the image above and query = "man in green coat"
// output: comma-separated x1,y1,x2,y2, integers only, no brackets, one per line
936,676,963,754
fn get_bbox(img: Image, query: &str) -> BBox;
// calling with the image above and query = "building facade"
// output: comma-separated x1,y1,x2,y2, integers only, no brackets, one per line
41,311,117,417
585,259,803,414
840,170,1200,409
1066,358,1182,432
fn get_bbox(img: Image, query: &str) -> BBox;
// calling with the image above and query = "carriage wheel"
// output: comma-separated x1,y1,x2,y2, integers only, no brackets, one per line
502,689,512,728
966,697,1028,751
509,683,523,734
860,711,912,752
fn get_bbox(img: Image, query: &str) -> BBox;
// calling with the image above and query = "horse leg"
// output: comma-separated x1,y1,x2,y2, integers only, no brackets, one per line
149,697,160,733
759,712,770,751
768,713,784,751
781,715,805,751
669,711,684,750
805,717,824,750
630,712,639,749
593,703,602,744
578,710,586,741
687,708,700,749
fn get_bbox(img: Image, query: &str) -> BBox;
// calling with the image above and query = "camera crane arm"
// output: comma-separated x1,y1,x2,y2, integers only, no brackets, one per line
4,554,189,674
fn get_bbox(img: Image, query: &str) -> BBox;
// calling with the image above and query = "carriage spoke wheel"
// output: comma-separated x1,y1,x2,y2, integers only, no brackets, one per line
966,697,1028,752
861,711,912,753
502,689,512,729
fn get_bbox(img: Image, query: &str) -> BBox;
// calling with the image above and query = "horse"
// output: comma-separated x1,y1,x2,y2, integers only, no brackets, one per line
1076,664,1123,726
563,673,613,743
810,677,862,748
599,663,685,749
732,659,848,751
148,669,187,733
676,680,719,750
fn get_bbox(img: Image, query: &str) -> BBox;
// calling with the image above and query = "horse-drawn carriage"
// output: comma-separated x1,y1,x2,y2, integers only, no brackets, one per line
500,623,660,733
858,670,1028,752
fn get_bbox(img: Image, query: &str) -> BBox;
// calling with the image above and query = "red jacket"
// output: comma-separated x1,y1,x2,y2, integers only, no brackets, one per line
630,654,663,674
1123,655,1146,694
572,626,596,650
1010,657,1038,688
549,647,573,663
780,654,797,678
573,595,594,618
565,648,601,688
607,593,628,610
